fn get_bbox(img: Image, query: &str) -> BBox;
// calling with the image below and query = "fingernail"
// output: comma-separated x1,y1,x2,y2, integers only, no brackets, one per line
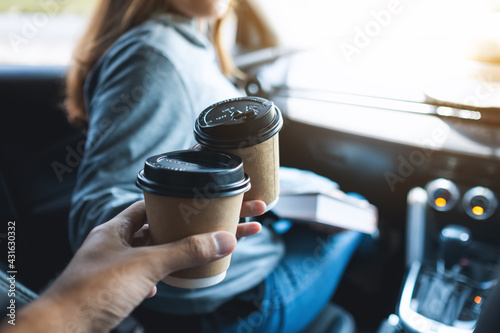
212,232,234,255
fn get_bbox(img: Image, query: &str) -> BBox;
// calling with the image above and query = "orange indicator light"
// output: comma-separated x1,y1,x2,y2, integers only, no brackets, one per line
474,296,482,304
472,206,484,216
435,198,447,208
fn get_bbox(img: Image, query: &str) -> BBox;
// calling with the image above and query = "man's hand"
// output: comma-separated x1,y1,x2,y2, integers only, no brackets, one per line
3,200,262,333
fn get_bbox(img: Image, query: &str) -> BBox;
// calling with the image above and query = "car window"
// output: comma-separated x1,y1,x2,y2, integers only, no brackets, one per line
0,0,98,65
1,0,498,86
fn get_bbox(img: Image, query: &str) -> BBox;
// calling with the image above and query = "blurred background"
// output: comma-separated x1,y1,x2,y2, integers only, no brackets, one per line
1,2,500,332
2,0,499,105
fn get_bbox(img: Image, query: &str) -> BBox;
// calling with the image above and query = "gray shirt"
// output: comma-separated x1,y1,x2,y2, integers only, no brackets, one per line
69,13,285,315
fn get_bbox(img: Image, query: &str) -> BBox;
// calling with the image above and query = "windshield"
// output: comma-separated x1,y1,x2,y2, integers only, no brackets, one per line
253,0,500,104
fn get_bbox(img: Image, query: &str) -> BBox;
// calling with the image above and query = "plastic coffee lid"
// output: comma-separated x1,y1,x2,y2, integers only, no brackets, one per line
194,97,283,149
136,150,250,198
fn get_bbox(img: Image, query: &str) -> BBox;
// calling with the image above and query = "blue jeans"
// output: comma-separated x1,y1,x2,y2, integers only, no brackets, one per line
132,225,364,333
219,226,363,333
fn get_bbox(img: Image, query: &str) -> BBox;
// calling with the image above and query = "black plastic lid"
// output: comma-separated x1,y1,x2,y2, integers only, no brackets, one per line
136,150,250,198
194,97,283,149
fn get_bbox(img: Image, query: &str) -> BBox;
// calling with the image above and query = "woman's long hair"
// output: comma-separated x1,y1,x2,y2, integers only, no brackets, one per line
65,0,235,127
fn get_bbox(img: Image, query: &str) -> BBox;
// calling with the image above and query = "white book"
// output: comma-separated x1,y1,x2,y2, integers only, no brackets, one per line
271,191,378,234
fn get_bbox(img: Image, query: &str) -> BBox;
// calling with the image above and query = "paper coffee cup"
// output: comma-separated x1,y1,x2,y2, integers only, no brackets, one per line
194,97,283,212
136,150,250,289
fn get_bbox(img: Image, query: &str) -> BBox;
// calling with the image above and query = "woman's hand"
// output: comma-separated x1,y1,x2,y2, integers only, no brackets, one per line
238,199,266,235
3,200,261,333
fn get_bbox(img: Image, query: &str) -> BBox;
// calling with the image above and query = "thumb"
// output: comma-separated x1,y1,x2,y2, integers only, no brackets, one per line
146,231,237,280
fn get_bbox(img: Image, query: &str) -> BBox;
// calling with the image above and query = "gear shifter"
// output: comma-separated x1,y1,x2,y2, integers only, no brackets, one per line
410,226,473,325
398,188,500,333
437,225,471,274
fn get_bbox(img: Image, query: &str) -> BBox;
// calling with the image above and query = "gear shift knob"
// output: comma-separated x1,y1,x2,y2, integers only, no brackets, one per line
438,225,471,271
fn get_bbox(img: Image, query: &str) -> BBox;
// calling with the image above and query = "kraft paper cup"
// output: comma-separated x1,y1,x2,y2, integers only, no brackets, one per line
194,97,283,212
136,150,250,289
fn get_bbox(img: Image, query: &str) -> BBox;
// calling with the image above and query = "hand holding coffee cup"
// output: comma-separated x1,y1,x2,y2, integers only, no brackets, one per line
194,97,283,212
136,150,250,289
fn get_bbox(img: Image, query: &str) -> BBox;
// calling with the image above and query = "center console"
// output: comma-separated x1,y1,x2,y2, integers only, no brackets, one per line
382,181,500,333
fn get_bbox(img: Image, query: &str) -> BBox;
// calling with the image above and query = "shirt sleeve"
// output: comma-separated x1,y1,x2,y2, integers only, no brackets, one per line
68,43,196,251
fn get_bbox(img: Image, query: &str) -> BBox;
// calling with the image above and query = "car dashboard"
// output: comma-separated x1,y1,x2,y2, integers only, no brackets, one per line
244,48,500,332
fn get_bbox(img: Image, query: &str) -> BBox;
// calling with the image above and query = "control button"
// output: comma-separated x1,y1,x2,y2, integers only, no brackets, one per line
425,178,460,212
472,206,484,216
462,187,498,220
